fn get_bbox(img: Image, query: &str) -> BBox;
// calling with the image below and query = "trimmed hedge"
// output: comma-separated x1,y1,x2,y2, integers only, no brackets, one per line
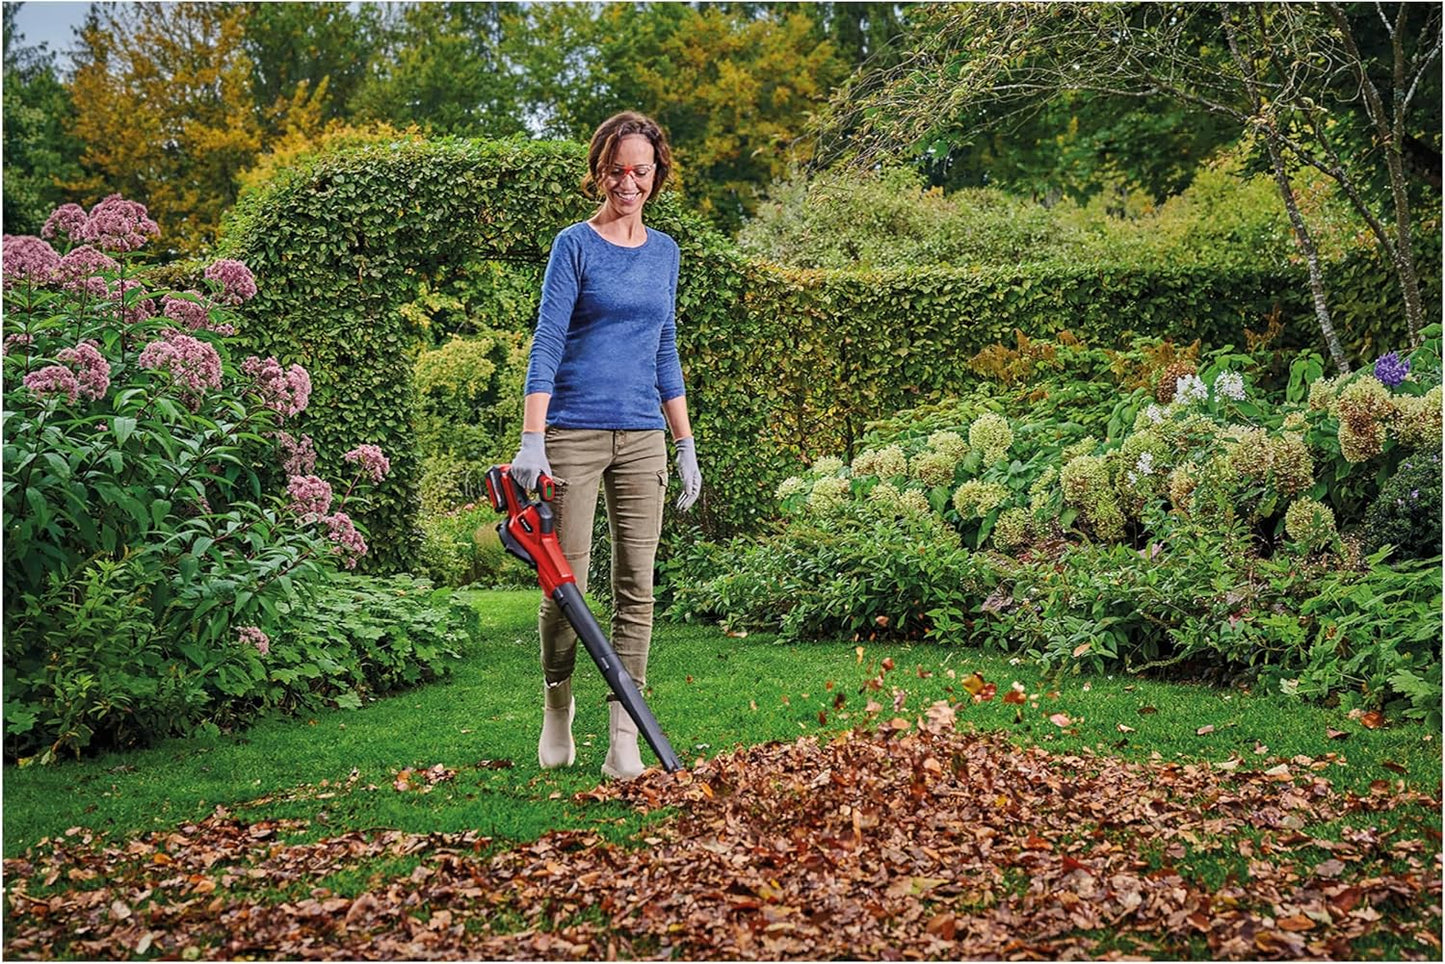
216,136,1411,556
217,138,720,568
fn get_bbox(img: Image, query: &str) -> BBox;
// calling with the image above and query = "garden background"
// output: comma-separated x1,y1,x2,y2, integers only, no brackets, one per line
2,2,1441,959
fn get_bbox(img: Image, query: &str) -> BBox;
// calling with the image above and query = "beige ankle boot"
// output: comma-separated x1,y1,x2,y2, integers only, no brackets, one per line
601,700,644,781
538,680,575,769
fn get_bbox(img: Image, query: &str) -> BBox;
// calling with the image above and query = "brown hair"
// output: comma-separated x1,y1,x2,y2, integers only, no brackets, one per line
581,111,673,201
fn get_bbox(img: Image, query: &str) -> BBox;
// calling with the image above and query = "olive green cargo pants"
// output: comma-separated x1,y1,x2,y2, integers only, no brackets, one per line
539,428,667,702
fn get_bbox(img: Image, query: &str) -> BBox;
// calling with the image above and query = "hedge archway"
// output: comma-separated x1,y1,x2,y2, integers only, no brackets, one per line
220,137,736,570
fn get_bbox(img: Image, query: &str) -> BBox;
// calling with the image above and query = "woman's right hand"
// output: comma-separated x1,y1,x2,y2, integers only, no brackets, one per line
510,431,552,493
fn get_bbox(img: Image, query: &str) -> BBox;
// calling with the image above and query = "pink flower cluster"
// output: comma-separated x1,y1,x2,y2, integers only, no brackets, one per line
23,365,81,404
237,626,270,656
109,278,157,325
41,204,88,244
242,355,311,418
287,474,334,518
204,259,258,306
57,246,119,298
3,333,35,356
343,443,391,483
2,235,61,288
56,341,111,401
83,194,160,252
323,511,368,569
273,430,317,475
22,339,112,404
138,330,222,409
162,291,234,335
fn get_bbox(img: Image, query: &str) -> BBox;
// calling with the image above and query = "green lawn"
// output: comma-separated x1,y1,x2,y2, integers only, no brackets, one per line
4,588,1438,861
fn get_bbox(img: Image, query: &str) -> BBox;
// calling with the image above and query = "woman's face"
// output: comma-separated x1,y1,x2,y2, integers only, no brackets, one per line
600,133,657,217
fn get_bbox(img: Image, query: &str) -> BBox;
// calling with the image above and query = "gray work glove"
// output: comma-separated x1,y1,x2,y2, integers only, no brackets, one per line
674,436,702,511
510,431,552,493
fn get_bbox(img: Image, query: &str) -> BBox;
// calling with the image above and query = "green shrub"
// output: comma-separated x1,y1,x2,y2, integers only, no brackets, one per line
262,573,479,710
1363,453,1443,560
1285,556,1442,727
739,157,1330,272
666,500,991,643
417,501,533,589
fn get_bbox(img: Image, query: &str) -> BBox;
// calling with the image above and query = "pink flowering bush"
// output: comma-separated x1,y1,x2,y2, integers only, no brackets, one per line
82,193,160,252
242,355,312,418
137,329,222,409
41,203,89,244
3,198,400,763
203,258,258,306
2,235,61,288
343,443,391,483
287,474,334,518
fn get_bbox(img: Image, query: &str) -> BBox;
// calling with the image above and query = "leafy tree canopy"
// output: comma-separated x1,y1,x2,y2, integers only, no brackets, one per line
2,3,85,234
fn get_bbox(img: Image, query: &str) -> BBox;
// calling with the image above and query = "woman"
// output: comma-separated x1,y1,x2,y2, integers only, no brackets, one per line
510,111,702,781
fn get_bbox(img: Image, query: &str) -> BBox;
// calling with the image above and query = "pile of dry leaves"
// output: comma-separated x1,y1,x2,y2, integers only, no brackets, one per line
4,705,1439,960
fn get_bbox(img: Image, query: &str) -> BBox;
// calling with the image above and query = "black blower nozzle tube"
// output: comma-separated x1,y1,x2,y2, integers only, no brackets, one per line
553,581,681,773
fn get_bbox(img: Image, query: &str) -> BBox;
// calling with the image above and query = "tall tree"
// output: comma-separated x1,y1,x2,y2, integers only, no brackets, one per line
507,2,849,231
68,2,266,255
348,1,525,138
239,0,384,134
819,2,1441,365
2,3,86,234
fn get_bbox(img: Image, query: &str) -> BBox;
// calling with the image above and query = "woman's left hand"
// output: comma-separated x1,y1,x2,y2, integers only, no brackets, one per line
673,436,702,511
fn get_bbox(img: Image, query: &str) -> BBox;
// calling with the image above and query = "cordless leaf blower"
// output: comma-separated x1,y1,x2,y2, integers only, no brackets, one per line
484,464,682,773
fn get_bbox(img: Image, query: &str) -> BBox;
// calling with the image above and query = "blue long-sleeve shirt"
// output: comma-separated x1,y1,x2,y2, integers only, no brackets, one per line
524,222,685,430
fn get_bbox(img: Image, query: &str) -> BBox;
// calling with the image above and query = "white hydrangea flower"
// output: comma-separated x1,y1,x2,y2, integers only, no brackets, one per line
1135,451,1154,476
1174,374,1208,405
1144,404,1165,424
775,476,807,500
811,456,845,476
1213,371,1246,402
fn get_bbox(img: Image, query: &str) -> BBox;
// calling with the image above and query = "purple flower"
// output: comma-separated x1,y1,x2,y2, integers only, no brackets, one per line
56,340,111,401
204,259,257,306
83,194,160,252
138,330,222,410
286,474,334,518
1373,351,1411,389
272,430,317,475
343,443,391,483
2,234,61,288
41,204,89,244
237,626,270,655
56,245,119,298
162,291,234,335
242,355,311,418
23,365,81,404
108,278,157,325
323,511,368,569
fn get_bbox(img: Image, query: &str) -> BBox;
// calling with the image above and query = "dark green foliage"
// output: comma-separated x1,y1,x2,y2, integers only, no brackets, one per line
1328,232,1444,360
4,571,477,764
665,508,990,644
1363,452,1443,561
265,573,479,704
240,1,384,131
